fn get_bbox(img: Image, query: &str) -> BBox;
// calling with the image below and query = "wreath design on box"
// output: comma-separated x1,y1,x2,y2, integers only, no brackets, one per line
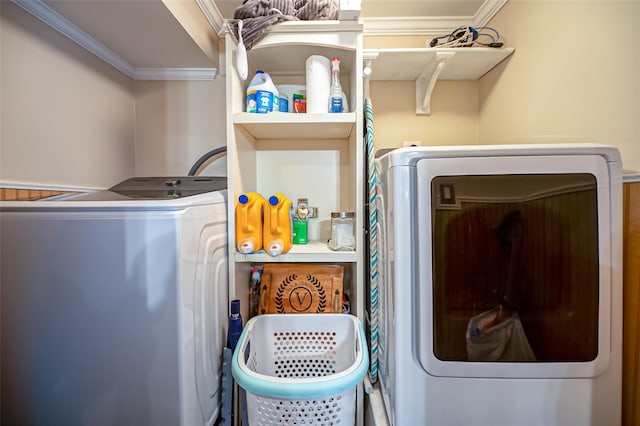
275,273,327,313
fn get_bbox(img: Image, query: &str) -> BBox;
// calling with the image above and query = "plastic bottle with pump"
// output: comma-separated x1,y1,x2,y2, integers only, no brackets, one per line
246,70,277,113
263,193,293,256
329,57,343,113
235,192,266,253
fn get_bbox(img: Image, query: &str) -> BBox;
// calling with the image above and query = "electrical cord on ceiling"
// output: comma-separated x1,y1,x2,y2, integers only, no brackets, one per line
429,26,504,48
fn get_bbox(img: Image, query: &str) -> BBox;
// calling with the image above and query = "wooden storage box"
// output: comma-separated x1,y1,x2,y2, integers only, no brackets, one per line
259,264,344,314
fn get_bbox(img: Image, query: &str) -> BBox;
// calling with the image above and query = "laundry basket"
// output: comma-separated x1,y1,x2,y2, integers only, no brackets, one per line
232,314,369,426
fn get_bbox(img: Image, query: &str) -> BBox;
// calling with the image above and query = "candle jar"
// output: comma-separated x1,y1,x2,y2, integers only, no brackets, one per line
329,212,355,251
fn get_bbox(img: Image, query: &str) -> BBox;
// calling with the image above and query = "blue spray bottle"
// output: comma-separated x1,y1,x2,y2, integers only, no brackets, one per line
222,299,243,426
227,299,243,351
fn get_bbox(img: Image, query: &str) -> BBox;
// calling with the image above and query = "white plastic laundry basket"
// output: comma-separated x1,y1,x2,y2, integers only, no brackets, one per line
232,314,368,426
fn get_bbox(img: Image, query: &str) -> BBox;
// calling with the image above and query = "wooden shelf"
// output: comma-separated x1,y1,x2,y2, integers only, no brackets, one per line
363,47,515,114
234,241,356,263
233,112,356,139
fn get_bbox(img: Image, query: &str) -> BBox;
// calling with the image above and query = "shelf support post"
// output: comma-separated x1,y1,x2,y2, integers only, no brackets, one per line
362,52,378,100
415,51,455,115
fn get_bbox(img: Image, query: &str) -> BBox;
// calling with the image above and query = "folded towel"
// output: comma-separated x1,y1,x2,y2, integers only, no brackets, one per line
295,0,338,20
228,0,339,50
228,15,296,50
233,0,295,19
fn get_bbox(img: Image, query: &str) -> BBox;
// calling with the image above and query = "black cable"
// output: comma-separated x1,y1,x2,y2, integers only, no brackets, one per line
431,25,503,48
188,146,227,176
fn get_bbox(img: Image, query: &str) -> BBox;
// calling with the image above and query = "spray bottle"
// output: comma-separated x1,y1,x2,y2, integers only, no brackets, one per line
226,299,243,352
329,57,343,113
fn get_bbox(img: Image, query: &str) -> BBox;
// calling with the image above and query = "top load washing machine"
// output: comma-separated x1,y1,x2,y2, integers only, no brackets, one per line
374,144,623,425
1,177,229,426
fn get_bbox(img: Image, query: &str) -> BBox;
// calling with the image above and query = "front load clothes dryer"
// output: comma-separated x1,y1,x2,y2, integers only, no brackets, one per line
374,144,623,425
0,177,228,426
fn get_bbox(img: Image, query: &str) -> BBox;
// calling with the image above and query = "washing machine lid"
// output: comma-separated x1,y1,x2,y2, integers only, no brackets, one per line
68,176,227,201
0,177,228,212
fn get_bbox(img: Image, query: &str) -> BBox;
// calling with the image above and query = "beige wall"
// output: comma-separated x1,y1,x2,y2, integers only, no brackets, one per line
365,1,640,171
1,2,135,188
364,35,480,149
480,1,640,171
369,80,479,148
134,79,227,178
1,2,227,189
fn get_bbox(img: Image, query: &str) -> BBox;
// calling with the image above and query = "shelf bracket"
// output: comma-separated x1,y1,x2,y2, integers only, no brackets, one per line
415,51,455,115
362,52,379,100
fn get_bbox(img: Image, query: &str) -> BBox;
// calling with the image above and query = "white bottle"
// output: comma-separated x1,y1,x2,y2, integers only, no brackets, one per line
270,77,280,113
329,57,343,113
246,70,278,113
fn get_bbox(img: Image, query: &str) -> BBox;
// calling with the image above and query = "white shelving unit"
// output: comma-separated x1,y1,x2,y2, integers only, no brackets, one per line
233,112,357,139
225,20,365,424
225,19,364,325
233,241,357,263
363,47,515,114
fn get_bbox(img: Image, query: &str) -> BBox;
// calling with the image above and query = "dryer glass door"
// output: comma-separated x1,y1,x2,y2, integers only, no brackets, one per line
415,154,613,378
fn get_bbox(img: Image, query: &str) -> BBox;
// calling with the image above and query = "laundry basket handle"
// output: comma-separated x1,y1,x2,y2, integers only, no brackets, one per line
232,315,370,401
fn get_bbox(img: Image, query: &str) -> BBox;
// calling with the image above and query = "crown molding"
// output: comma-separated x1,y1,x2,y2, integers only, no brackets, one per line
473,0,509,27
11,0,218,81
134,68,218,80
361,0,508,36
12,0,137,78
195,0,226,37
362,16,475,36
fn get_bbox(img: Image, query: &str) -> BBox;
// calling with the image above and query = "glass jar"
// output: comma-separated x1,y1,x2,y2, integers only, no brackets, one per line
329,212,355,251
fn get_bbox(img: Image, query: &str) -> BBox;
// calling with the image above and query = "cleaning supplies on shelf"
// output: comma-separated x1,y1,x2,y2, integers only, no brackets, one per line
329,57,343,113
292,219,308,245
263,193,293,256
278,93,288,112
225,299,244,426
273,84,280,113
293,93,307,113
292,197,318,245
246,70,278,113
235,192,266,253
276,84,306,113
305,55,331,113
226,299,243,351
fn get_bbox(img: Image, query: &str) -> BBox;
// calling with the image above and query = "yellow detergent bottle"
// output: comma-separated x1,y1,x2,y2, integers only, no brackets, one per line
235,192,266,254
263,193,293,256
